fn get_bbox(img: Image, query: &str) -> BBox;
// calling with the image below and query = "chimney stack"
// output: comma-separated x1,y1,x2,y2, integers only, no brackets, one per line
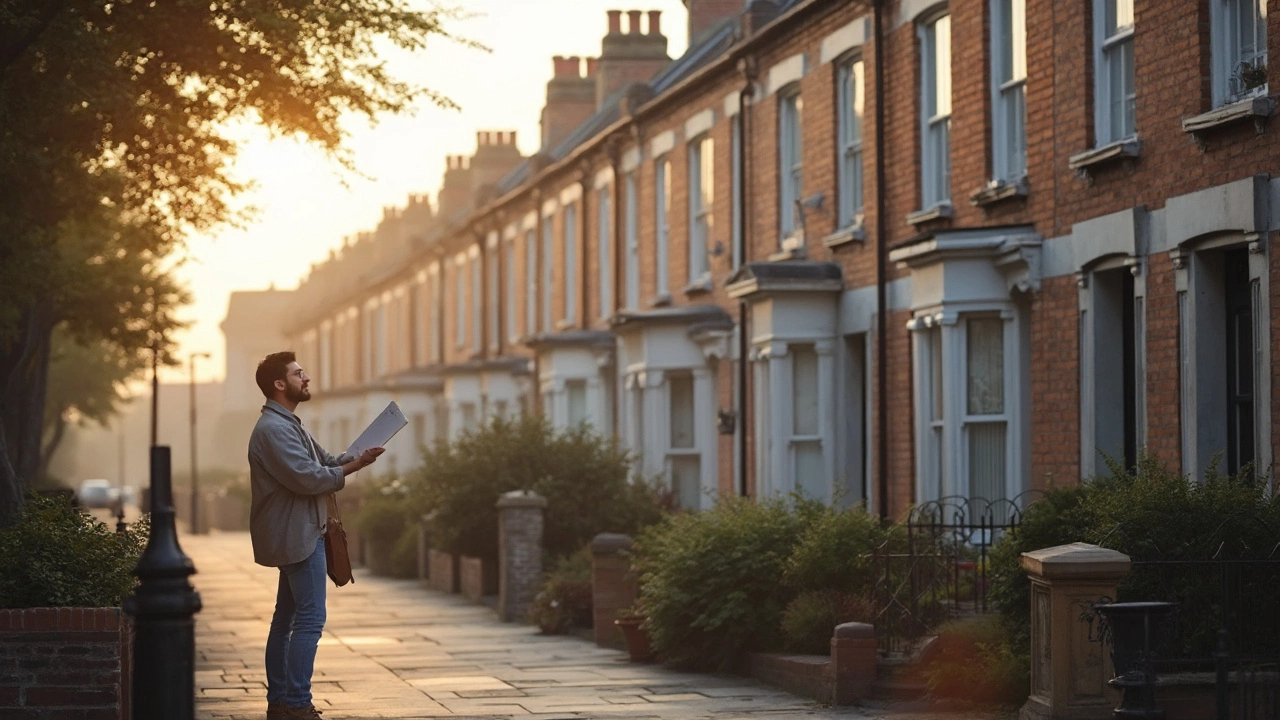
607,9,622,34
471,129,523,201
595,9,670,109
541,53,595,149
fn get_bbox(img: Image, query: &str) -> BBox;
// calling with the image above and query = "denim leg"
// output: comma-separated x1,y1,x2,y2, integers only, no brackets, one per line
264,564,297,704
283,537,327,708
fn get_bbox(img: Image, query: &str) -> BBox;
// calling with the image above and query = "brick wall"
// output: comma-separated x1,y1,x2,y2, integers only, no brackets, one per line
0,608,132,720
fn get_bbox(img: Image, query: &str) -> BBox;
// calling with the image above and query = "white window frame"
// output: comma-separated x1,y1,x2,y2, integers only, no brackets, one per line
624,173,640,309
454,257,466,350
524,229,537,337
542,216,554,332
665,371,702,510
778,89,804,242
428,265,441,362
505,238,516,343
470,248,481,353
911,307,1027,506
688,136,713,286
919,13,952,210
655,157,671,299
837,56,865,228
1212,0,1269,107
991,0,1027,183
487,245,499,351
598,185,612,318
1092,0,1136,145
563,202,577,324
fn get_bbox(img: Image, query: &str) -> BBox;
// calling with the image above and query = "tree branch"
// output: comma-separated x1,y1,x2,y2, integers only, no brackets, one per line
0,0,67,74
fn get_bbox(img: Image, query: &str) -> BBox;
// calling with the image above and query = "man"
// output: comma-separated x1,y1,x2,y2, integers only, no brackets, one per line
248,351,384,719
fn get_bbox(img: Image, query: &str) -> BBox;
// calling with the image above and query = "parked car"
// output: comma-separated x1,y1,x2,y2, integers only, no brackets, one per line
77,479,119,509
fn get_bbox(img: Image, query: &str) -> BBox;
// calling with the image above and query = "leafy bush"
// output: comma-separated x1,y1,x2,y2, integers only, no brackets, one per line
530,545,594,634
784,504,896,593
631,495,824,671
780,589,876,654
921,615,1027,705
0,493,150,608
353,476,418,578
990,454,1280,660
408,415,665,566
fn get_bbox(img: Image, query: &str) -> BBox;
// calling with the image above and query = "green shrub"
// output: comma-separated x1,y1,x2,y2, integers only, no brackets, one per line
780,589,876,654
921,615,1027,705
530,545,594,634
354,476,418,578
0,493,150,608
784,504,895,593
408,415,665,567
990,453,1280,661
631,495,824,671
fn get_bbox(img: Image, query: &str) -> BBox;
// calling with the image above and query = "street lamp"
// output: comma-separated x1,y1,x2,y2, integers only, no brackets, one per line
189,352,211,534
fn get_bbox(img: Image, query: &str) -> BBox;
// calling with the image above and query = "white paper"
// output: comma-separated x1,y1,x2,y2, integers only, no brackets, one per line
346,401,409,458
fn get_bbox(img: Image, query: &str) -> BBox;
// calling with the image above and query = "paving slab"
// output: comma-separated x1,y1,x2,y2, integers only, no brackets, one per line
185,530,999,720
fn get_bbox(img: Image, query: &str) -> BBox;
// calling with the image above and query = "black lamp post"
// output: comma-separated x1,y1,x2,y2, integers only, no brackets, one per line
124,344,202,719
189,351,211,534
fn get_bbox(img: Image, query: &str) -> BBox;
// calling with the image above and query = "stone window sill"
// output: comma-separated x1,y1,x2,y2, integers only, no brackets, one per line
970,178,1029,207
648,293,672,308
824,223,866,248
684,276,714,296
1068,138,1141,182
906,203,953,227
768,246,808,262
554,319,575,331
1182,96,1275,150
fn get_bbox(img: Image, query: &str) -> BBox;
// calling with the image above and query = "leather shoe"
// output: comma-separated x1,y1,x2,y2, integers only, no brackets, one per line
266,702,287,719
281,705,324,719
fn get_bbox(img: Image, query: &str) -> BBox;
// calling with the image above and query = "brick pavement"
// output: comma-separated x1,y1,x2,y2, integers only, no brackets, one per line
186,531,997,720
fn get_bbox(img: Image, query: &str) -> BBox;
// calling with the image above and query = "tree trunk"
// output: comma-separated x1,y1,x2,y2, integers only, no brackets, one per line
0,301,55,525
38,414,68,484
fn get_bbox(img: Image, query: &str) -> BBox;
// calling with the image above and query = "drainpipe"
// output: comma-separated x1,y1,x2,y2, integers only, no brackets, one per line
873,0,890,521
736,55,757,498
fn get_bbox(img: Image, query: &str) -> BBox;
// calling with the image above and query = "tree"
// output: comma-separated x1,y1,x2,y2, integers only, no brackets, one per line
40,327,153,483
0,0,470,523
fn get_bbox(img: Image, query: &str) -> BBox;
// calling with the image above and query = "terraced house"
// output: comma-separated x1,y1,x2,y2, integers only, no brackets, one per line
271,0,1280,518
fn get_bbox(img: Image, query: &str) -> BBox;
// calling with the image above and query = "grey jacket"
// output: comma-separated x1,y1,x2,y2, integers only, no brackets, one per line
248,400,351,567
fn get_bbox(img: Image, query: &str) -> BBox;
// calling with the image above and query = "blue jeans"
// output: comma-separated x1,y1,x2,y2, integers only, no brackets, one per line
265,537,327,708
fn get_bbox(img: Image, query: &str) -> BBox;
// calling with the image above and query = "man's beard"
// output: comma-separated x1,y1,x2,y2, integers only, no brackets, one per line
285,384,311,403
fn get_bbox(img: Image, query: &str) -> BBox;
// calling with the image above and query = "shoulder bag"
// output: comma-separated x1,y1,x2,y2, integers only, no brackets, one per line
324,494,355,587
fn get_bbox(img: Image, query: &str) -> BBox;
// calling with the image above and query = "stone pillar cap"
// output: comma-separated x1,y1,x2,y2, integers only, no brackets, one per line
496,489,548,509
591,533,633,553
833,621,875,640
1021,542,1131,580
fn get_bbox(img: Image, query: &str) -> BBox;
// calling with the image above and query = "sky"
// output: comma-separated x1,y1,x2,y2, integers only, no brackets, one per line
164,0,690,384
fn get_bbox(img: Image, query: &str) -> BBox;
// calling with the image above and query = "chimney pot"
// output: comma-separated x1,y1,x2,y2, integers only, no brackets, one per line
552,55,566,76
509,130,517,145
627,10,642,34
607,9,622,34
648,10,661,35
568,56,581,76
477,131,486,146
585,57,598,76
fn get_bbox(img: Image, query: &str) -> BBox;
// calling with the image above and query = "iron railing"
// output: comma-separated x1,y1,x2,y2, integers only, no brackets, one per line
870,492,1038,655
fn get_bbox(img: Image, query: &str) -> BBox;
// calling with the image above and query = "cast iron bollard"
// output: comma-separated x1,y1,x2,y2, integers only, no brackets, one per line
1096,601,1177,720
123,446,203,720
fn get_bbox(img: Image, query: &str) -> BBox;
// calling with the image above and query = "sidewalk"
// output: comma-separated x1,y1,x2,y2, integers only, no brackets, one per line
186,531,992,720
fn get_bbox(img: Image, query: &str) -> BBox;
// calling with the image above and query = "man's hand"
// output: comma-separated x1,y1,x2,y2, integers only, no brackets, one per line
342,447,385,476
358,447,385,468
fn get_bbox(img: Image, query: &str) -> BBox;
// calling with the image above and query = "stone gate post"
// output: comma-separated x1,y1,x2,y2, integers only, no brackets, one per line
497,490,547,622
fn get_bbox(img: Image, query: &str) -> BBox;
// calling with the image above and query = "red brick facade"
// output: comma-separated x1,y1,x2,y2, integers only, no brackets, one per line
285,0,1280,518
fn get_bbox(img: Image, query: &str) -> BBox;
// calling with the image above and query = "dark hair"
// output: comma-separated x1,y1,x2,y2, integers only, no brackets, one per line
255,351,296,398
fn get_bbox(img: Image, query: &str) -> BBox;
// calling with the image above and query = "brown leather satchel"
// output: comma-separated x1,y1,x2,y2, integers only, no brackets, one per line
323,494,355,587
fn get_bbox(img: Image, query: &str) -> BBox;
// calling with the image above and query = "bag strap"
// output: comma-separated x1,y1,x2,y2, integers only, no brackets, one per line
327,493,341,521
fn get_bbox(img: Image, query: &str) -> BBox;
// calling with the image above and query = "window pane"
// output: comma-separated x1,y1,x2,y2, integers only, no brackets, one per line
930,328,944,422
669,374,695,449
1107,0,1133,33
1108,38,1136,140
997,0,1014,84
564,203,576,321
792,345,820,435
598,187,611,318
968,421,1007,503
656,159,670,295
794,440,825,500
671,455,701,509
625,174,639,308
967,318,1005,415
936,16,952,116
542,217,553,330
567,380,587,427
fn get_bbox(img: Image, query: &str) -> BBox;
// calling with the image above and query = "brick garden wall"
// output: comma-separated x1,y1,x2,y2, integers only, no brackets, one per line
0,608,132,720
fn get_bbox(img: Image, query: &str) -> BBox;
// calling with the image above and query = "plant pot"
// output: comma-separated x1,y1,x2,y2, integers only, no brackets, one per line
614,615,654,662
